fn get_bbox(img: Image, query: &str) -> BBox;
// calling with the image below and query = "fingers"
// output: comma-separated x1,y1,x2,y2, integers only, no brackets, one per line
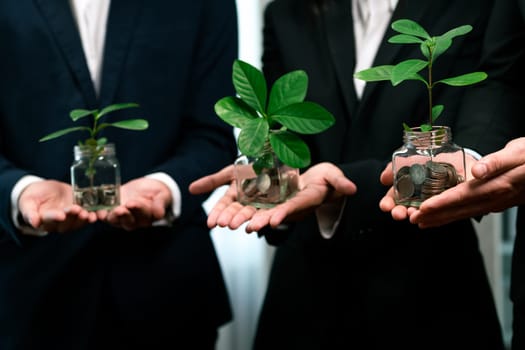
151,195,169,220
105,199,158,231
379,187,396,213
206,185,238,228
17,194,43,229
327,174,357,195
189,165,235,195
246,209,275,233
380,162,394,186
246,189,318,232
105,205,136,230
379,186,420,221
39,206,96,233
411,180,492,228
473,138,525,180
215,203,257,230
418,181,481,212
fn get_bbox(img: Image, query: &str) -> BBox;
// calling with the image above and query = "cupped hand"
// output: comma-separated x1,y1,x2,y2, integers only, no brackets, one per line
244,162,357,233
378,153,478,222
189,165,250,229
190,162,357,233
18,180,96,233
412,137,525,228
99,177,172,231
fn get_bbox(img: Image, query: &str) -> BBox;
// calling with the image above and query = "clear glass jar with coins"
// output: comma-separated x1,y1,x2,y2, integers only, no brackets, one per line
70,143,121,211
234,142,299,209
392,126,466,208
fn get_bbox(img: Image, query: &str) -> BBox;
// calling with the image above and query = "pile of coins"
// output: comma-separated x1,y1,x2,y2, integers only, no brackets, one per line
241,173,272,198
395,160,464,202
239,169,298,208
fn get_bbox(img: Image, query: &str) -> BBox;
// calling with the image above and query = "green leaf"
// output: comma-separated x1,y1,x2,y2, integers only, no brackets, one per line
97,102,140,120
441,24,472,41
432,105,444,122
233,59,267,113
354,65,394,82
427,25,472,64
436,72,487,86
431,37,452,63
267,70,308,115
391,19,431,40
269,131,311,168
391,59,428,86
402,122,412,131
70,109,97,121
419,39,432,60
106,119,149,130
39,126,91,142
420,124,432,132
388,34,424,45
253,152,275,174
214,96,257,128
237,118,269,156
270,102,335,134
97,137,108,146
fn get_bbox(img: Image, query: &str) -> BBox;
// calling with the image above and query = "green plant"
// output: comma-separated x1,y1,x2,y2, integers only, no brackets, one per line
214,59,335,170
353,19,487,132
39,102,149,179
40,102,148,144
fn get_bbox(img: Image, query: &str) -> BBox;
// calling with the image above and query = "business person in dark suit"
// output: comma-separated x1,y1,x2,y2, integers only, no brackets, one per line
379,1,525,348
190,0,506,349
0,1,237,349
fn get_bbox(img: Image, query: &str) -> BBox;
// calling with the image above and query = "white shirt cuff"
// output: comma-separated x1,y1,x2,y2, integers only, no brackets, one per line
145,172,181,225
11,175,49,236
315,197,347,239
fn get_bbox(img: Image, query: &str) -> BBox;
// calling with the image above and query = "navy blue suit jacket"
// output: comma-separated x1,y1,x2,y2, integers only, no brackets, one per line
0,1,238,348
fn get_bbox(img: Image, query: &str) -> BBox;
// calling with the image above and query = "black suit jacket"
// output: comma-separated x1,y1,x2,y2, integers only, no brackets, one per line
254,1,505,349
0,1,238,349
469,1,525,349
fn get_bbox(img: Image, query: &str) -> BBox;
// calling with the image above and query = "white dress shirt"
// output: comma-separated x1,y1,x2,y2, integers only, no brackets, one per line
352,0,398,98
11,0,180,235
316,0,397,239
69,0,110,94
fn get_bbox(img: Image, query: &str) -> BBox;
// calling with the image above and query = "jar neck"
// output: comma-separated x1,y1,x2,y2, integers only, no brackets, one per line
403,126,452,148
74,143,115,160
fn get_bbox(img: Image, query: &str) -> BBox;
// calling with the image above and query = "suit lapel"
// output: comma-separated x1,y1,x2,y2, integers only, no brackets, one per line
98,0,143,107
323,0,358,120
34,0,98,107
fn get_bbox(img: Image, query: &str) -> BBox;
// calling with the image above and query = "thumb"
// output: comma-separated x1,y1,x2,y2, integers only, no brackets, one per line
380,162,394,186
151,190,172,220
18,198,42,228
473,138,525,179
327,174,357,195
189,165,234,195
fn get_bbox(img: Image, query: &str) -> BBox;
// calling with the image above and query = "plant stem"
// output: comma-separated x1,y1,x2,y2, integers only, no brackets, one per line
427,48,434,128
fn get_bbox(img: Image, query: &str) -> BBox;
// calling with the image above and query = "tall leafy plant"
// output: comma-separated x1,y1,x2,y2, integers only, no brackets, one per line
354,19,487,131
214,59,335,170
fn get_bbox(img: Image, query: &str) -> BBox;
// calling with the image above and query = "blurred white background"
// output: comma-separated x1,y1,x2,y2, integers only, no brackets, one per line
212,1,274,350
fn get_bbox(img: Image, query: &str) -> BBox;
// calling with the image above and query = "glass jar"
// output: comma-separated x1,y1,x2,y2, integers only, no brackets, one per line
392,126,466,208
234,144,299,209
70,143,121,211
